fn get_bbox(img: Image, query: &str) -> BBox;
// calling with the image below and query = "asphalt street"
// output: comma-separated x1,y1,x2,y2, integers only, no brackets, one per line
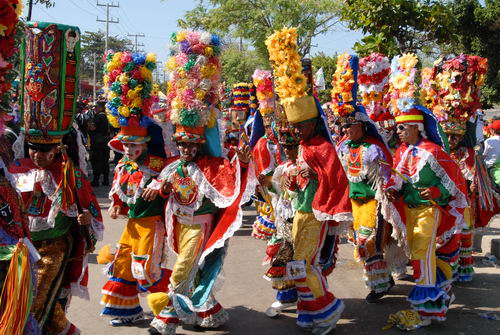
67,186,500,335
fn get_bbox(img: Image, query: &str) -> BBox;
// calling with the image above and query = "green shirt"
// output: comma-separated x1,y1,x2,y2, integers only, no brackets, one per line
294,179,318,213
31,213,72,242
346,141,376,200
402,163,451,206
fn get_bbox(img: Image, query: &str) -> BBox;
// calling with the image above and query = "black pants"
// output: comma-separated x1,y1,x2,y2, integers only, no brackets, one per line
90,144,110,183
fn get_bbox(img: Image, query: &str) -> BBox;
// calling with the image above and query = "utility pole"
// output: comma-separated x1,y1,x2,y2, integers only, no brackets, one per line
127,33,145,52
92,53,97,102
96,1,120,53
155,61,163,83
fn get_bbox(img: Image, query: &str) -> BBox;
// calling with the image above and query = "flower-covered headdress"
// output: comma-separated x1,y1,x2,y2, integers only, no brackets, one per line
430,54,488,136
104,51,156,147
330,53,358,123
19,22,81,144
358,53,392,127
166,30,221,143
265,28,316,124
0,0,23,137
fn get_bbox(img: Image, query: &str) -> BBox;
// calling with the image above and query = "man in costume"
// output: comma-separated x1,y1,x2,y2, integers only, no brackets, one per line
88,99,111,187
145,30,255,335
484,120,500,188
99,51,172,326
425,54,498,282
385,54,467,326
264,122,301,317
266,28,352,335
334,54,396,302
9,22,104,335
0,3,40,333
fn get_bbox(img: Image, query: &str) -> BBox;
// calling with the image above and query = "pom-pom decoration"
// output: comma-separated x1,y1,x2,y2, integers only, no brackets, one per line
358,53,391,121
166,30,222,129
0,0,23,135
387,53,419,117
103,51,157,128
252,69,274,116
330,53,358,117
232,82,250,109
265,28,307,102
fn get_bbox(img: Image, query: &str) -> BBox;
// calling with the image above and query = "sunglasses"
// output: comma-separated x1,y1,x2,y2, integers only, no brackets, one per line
397,125,407,131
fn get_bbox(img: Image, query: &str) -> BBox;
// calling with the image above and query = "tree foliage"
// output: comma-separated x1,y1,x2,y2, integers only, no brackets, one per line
177,0,342,58
80,31,131,82
220,43,269,88
341,0,455,57
311,52,337,104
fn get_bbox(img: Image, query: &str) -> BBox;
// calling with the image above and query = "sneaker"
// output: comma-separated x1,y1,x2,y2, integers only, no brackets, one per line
148,327,162,335
366,278,395,303
420,318,432,327
265,301,296,317
109,314,144,327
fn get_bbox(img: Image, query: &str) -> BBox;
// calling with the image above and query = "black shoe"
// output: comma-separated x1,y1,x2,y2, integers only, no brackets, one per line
148,327,162,335
365,290,386,303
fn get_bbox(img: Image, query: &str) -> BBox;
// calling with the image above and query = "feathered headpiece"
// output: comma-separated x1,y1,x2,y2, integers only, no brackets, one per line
103,51,156,144
265,28,316,124
330,53,358,123
252,70,274,117
166,30,221,143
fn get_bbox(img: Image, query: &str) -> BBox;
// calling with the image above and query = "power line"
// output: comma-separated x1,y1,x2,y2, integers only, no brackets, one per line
127,33,145,52
119,7,140,33
68,0,95,17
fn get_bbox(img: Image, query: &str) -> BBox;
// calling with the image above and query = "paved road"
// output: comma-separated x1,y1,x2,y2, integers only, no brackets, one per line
68,186,500,334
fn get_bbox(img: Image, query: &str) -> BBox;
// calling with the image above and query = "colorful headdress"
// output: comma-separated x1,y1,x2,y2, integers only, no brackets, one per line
265,28,316,124
388,53,422,124
252,70,275,117
232,83,250,110
166,30,221,143
0,0,23,136
358,53,392,124
430,54,488,136
330,53,358,123
19,22,81,144
249,82,258,113
103,51,156,145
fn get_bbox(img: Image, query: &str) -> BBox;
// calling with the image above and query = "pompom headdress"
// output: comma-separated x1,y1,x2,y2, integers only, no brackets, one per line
166,30,222,143
265,28,317,124
330,53,358,123
103,51,156,148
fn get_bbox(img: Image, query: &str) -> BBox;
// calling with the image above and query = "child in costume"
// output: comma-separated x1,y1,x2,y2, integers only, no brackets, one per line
0,4,40,333
423,55,498,282
334,54,397,302
385,54,467,327
99,51,172,326
264,123,301,317
266,28,352,335
146,30,255,335
9,22,104,335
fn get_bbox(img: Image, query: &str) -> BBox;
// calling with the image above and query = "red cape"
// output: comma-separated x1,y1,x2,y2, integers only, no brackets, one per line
252,136,282,176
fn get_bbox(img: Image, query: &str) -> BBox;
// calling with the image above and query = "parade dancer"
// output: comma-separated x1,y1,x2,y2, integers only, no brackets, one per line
266,28,352,335
146,30,255,335
264,123,301,316
333,54,396,302
98,51,171,326
10,22,104,334
385,53,467,326
423,54,498,282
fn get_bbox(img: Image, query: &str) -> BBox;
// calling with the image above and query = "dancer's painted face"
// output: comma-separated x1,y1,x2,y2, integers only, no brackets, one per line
342,122,364,141
123,142,146,161
177,142,201,162
397,124,420,145
28,144,60,168
447,134,463,150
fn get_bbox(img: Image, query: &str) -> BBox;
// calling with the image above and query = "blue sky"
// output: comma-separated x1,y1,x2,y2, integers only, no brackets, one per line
31,0,363,62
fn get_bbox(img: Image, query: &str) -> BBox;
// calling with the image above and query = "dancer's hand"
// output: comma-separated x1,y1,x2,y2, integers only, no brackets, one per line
237,144,251,164
299,167,316,179
258,174,271,188
419,188,433,200
142,188,160,201
77,210,91,226
386,188,399,202
108,205,121,219
160,180,172,196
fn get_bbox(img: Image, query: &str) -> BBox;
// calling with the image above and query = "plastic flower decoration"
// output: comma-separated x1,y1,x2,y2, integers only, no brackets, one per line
331,53,356,117
103,51,157,128
358,53,391,120
388,53,419,117
166,30,222,129
265,28,307,102
252,70,274,116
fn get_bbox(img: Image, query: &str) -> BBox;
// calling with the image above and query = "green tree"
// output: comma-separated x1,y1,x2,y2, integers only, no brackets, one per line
444,0,500,107
341,0,455,57
80,30,131,82
311,52,337,103
177,0,342,58
220,43,269,88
